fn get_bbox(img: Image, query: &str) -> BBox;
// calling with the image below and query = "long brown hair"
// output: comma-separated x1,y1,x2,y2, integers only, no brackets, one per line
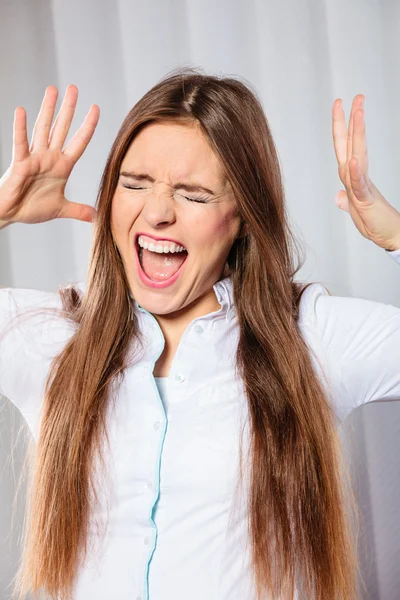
7,67,363,599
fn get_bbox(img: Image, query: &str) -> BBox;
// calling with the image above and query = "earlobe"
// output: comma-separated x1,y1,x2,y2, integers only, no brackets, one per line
238,221,249,239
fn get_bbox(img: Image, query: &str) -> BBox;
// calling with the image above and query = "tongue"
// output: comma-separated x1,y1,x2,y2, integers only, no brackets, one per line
141,248,187,282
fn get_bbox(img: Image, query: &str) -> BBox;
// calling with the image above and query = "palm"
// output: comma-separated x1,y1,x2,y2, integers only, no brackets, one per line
332,95,400,251
0,85,99,225
0,152,72,224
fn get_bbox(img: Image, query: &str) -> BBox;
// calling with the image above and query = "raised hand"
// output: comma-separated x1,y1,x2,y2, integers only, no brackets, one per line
332,95,400,251
0,85,99,226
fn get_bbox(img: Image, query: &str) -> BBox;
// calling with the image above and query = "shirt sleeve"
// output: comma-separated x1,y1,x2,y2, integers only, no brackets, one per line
0,287,76,437
299,255,400,423
385,247,400,264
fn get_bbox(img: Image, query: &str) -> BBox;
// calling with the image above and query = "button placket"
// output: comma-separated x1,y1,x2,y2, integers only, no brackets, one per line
170,321,206,386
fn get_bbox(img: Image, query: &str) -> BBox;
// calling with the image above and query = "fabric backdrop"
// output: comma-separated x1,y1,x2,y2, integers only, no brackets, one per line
0,1,399,598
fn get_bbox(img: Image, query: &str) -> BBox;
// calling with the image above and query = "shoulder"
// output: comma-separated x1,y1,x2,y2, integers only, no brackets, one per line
298,280,400,332
0,281,86,354
0,281,87,349
297,282,330,331
296,281,400,422
0,286,61,313
0,282,86,436
0,281,86,316
0,287,63,342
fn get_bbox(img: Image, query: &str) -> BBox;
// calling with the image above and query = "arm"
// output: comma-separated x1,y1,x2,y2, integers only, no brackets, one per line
316,98,400,421
302,279,400,423
0,286,70,438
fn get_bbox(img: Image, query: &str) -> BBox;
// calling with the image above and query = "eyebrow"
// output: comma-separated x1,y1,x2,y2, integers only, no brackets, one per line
119,170,216,196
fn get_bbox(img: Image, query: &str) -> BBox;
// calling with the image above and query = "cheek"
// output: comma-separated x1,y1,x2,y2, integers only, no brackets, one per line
111,193,139,234
213,206,241,240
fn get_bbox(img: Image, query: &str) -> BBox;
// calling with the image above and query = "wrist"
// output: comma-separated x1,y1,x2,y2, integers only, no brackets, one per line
384,234,400,252
0,219,10,231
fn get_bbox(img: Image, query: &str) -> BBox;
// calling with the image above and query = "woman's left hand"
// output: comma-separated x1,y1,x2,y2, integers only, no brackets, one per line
332,94,400,251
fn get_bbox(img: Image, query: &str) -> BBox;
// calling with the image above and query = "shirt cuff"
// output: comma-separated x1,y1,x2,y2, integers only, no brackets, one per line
385,247,400,264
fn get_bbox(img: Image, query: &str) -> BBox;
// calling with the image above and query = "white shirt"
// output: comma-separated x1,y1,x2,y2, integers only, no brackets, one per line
1,248,400,600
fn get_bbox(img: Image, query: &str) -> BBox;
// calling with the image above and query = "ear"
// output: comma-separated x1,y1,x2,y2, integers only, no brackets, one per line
237,221,249,239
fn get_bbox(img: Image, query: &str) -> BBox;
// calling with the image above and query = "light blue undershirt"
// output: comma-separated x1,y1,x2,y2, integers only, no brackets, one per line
154,377,169,415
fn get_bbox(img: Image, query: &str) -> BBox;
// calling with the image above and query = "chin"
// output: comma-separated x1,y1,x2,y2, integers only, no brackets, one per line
133,290,184,316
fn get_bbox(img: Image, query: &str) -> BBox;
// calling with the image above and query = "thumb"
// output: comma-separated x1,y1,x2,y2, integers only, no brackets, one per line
58,201,97,223
335,190,349,213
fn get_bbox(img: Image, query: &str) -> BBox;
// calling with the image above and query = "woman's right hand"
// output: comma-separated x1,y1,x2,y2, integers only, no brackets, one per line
0,85,99,226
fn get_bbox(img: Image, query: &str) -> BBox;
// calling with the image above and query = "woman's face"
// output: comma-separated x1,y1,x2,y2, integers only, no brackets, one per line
111,121,242,316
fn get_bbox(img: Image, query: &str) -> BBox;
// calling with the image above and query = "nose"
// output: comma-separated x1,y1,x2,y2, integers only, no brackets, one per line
141,189,176,228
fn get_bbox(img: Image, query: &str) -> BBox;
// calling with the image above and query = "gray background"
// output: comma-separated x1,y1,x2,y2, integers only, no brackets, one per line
0,0,399,598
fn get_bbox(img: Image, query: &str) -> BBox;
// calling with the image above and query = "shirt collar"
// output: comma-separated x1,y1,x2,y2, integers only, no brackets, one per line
212,275,235,321
130,275,235,322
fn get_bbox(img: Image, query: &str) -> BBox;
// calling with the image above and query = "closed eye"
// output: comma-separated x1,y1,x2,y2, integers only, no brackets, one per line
121,184,208,204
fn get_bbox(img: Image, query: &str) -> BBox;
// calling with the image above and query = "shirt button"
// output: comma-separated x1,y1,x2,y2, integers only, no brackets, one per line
144,537,150,545
153,420,161,430
194,324,203,334
175,373,185,383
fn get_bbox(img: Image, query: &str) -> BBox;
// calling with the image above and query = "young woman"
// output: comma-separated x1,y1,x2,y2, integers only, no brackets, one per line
0,69,399,600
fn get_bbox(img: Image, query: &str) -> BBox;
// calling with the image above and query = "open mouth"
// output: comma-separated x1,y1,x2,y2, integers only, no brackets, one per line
135,235,188,285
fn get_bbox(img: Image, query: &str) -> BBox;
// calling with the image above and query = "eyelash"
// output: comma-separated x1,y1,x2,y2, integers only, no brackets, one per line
121,184,208,204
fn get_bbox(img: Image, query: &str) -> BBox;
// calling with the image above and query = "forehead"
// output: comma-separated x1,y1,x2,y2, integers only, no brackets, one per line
122,121,226,183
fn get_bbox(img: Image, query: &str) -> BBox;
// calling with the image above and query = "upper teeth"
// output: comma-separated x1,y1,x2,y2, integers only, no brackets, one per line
138,235,187,254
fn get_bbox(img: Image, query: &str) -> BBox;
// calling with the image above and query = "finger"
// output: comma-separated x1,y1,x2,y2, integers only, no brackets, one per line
57,201,97,223
335,189,350,212
347,94,364,165
332,98,347,167
30,86,58,151
352,107,369,175
48,84,79,150
12,107,30,162
63,105,100,163
348,157,372,203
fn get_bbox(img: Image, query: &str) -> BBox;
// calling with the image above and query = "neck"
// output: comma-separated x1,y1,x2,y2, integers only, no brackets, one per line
152,286,222,349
